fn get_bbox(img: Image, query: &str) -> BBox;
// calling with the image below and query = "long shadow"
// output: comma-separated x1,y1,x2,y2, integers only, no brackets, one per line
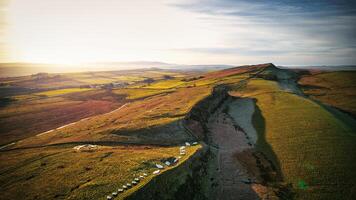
251,98,296,199
112,117,196,146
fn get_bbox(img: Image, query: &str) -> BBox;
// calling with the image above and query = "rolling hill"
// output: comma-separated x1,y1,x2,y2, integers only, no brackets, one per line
0,64,355,200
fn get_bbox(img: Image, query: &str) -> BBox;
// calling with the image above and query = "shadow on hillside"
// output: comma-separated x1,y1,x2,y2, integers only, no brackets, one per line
251,99,296,199
112,118,195,146
252,99,282,178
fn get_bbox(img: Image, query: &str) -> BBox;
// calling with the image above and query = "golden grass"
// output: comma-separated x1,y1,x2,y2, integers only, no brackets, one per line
112,88,175,100
14,86,212,147
35,88,94,97
11,88,94,101
0,144,201,200
232,79,356,199
142,79,186,89
299,71,356,115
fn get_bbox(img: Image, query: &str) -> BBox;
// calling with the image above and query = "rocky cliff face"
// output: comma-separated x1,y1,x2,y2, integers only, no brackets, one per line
184,85,230,143
124,145,210,200
124,86,230,200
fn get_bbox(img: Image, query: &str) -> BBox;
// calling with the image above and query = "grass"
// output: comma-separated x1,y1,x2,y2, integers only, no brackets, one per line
231,79,356,199
298,71,356,116
0,89,124,145
0,69,189,90
3,65,355,199
142,79,186,89
14,86,212,147
0,144,202,200
35,88,94,97
7,66,258,148
112,88,175,100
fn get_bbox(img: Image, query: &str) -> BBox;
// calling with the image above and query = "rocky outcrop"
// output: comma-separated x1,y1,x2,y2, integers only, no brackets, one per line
124,145,210,200
184,85,230,143
124,86,230,200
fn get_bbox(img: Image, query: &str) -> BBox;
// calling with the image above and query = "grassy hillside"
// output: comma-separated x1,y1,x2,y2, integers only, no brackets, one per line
11,64,263,148
0,90,125,146
13,86,212,148
0,69,193,146
2,64,355,200
231,79,356,199
298,71,356,116
0,144,201,200
112,88,175,100
0,69,187,93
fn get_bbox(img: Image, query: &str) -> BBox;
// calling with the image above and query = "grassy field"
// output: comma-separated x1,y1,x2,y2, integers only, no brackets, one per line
0,89,125,145
141,79,186,89
0,144,201,200
0,68,192,146
2,65,355,200
29,88,93,98
0,69,188,90
231,79,356,199
7,65,261,148
112,88,175,100
13,85,212,148
0,68,208,200
298,71,356,116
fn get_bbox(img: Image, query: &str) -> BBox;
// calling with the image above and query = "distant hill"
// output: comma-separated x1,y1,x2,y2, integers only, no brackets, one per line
279,65,356,71
0,62,234,78
1,61,355,78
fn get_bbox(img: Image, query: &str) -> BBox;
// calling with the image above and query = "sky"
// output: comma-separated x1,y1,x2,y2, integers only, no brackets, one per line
0,0,355,67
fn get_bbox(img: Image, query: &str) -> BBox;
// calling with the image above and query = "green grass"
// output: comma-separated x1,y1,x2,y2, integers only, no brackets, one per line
112,88,175,100
233,79,356,199
142,79,186,89
11,88,94,101
0,144,201,200
35,88,94,97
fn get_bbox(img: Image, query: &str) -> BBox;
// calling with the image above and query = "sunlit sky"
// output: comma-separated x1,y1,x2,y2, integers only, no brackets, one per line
0,0,355,67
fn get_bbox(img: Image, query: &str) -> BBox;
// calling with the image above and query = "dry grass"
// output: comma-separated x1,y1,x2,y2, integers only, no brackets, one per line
142,79,186,89
0,90,125,145
14,86,212,147
0,144,201,200
298,71,356,116
112,88,175,100
232,79,356,199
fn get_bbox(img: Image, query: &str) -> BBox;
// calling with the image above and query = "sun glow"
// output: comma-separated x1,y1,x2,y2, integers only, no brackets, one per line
4,0,221,65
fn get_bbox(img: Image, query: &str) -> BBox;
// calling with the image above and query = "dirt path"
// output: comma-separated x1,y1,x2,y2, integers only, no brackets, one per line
36,103,129,137
0,103,130,150
208,99,260,200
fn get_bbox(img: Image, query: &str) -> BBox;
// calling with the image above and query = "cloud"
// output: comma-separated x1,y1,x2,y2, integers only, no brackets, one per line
172,0,356,65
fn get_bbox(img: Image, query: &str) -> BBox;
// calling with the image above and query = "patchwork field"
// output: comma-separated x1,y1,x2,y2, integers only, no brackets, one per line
0,69,192,146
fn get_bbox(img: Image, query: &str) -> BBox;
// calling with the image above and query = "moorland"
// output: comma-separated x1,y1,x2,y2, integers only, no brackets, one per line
0,64,355,200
